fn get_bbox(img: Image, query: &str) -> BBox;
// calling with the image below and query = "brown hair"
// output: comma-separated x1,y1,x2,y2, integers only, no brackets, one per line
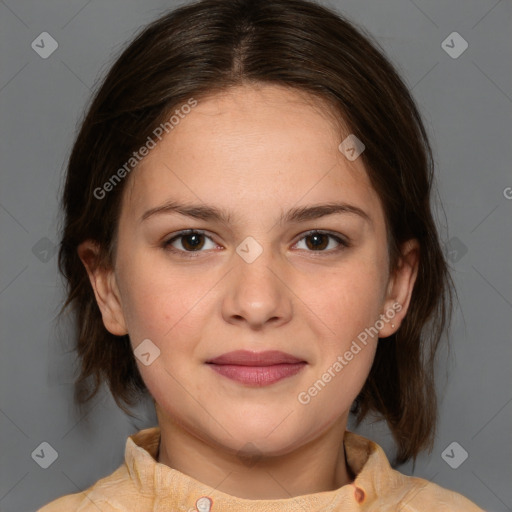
58,0,454,465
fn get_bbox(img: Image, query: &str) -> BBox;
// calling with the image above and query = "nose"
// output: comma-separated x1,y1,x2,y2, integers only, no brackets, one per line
221,245,293,330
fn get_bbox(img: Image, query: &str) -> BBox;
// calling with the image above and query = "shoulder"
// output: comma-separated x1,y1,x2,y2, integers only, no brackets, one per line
37,492,105,512
37,426,161,512
373,472,485,511
37,465,132,512
344,431,484,511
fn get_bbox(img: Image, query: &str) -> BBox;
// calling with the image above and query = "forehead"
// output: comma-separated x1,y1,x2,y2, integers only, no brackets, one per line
122,84,382,225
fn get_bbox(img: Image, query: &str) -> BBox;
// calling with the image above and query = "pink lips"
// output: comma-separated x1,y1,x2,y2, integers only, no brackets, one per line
205,350,307,386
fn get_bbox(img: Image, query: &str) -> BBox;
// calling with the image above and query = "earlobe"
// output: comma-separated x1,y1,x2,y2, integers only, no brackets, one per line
379,239,420,338
77,240,128,336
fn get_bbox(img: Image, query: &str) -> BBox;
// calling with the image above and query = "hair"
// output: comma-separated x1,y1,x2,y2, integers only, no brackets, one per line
58,0,454,465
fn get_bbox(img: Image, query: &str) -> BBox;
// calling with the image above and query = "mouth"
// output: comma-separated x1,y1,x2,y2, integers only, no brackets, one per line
205,350,307,387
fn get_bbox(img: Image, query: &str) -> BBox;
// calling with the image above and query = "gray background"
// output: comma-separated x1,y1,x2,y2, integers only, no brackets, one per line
0,0,511,511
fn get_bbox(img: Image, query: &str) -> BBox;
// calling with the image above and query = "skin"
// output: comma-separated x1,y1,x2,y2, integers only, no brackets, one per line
79,84,419,500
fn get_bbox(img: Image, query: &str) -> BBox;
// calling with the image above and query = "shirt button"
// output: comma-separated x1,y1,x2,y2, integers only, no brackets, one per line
354,486,365,504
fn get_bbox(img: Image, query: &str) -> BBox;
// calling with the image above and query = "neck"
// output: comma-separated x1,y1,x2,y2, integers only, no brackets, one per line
155,405,354,500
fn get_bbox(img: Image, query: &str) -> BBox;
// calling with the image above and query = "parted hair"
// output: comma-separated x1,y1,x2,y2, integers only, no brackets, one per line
58,0,454,465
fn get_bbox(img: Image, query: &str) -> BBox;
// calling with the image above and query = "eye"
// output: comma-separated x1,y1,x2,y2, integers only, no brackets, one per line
162,229,350,258
163,230,218,256
293,230,349,252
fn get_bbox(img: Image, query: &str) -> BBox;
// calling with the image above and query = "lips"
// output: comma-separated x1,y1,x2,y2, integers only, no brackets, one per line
206,350,305,366
205,350,307,386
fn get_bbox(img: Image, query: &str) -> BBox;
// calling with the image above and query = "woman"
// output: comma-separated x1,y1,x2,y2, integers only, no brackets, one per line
39,0,484,509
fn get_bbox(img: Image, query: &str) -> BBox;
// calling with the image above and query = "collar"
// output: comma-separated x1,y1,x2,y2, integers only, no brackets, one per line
124,426,394,510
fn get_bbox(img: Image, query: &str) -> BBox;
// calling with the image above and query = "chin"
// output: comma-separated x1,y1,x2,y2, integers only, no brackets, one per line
213,418,311,458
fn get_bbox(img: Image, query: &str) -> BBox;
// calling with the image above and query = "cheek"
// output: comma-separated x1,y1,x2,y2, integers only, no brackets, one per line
115,250,203,344
299,270,381,421
314,258,387,344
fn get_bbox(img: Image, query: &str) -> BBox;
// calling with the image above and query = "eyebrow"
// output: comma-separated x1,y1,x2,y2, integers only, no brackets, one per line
140,200,372,226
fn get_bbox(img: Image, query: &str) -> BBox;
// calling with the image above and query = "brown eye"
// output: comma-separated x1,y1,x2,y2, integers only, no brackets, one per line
180,232,205,251
295,230,349,252
164,230,216,254
305,232,329,250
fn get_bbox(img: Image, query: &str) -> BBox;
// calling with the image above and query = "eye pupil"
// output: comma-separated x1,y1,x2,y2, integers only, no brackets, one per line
306,233,328,250
182,233,204,251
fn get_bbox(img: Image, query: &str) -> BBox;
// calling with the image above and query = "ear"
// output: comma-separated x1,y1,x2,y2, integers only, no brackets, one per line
378,238,419,338
77,240,128,336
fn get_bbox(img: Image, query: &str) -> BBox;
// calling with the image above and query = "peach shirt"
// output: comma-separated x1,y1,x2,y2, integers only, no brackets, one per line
38,426,484,511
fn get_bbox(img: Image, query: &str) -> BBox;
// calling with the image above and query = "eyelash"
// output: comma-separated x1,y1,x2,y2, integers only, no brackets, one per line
162,229,350,258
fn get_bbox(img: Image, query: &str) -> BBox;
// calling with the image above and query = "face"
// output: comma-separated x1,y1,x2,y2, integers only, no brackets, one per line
82,84,417,457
